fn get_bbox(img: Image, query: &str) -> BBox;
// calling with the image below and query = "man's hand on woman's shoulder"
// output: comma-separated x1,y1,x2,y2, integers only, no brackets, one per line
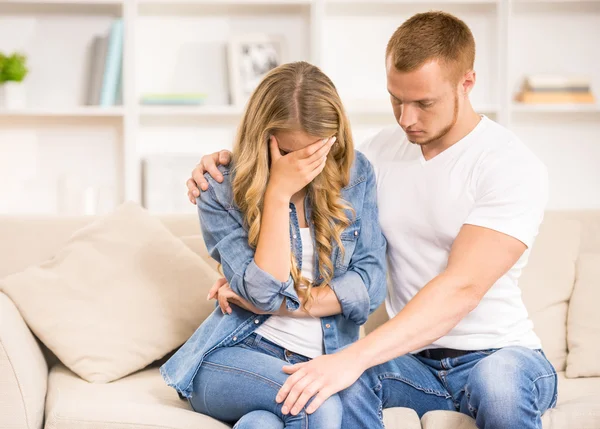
186,150,233,204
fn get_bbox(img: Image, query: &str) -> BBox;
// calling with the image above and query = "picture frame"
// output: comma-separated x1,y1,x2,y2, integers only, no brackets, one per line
227,33,286,106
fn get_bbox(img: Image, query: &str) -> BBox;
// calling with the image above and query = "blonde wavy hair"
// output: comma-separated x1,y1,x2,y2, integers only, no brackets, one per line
231,61,355,311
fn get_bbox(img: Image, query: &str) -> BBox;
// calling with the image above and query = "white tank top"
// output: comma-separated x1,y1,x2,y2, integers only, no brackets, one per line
254,228,324,358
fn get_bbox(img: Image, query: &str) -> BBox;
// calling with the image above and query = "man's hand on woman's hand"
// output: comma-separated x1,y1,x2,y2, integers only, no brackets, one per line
207,277,266,315
187,150,233,204
276,350,365,415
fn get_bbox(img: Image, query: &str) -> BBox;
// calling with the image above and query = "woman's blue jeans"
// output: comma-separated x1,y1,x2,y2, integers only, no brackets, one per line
189,332,341,429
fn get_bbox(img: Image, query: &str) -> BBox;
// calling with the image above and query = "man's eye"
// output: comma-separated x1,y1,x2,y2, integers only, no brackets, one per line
279,149,290,156
419,102,433,109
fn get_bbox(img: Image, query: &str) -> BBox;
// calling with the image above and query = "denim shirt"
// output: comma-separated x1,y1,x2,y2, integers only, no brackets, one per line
160,150,387,399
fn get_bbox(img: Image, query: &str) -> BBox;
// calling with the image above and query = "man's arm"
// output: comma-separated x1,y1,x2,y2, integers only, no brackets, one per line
351,223,526,367
275,224,528,415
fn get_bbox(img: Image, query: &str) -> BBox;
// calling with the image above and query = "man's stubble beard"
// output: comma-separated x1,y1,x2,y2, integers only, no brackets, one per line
407,94,459,146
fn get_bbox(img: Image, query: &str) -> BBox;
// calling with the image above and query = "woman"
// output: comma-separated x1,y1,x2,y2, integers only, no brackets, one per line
160,61,387,429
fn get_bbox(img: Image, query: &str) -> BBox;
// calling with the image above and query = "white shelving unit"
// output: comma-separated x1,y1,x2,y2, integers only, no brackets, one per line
1,0,599,215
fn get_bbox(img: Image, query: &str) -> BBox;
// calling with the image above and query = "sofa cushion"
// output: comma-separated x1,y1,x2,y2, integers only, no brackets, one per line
44,363,422,429
0,293,47,429
44,364,229,429
421,403,600,429
0,213,202,280
566,253,600,378
382,407,422,429
0,201,220,383
421,411,476,429
519,218,581,372
556,371,600,405
541,395,600,429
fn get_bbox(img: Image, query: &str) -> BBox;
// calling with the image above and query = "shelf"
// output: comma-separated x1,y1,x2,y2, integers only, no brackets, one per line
0,107,125,119
512,0,600,12
138,103,500,122
511,103,600,113
325,0,497,15
0,0,123,15
0,107,124,117
513,0,600,3
140,105,243,118
138,0,310,15
139,0,311,4
326,0,497,3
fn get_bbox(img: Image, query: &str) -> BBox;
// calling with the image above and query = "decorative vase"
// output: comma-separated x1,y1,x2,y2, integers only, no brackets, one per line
0,82,27,109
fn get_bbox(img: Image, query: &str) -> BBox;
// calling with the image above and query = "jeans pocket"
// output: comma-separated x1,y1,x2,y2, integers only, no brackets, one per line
254,338,286,361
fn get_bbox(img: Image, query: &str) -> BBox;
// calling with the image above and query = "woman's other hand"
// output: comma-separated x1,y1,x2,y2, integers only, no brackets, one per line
207,278,267,315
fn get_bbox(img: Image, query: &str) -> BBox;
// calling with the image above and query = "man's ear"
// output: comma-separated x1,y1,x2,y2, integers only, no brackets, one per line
462,70,476,96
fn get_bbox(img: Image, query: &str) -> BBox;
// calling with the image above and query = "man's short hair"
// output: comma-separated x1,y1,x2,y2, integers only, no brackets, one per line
386,11,476,84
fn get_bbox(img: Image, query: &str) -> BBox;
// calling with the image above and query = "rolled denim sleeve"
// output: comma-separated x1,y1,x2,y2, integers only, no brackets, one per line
197,173,300,313
329,159,387,325
244,261,300,312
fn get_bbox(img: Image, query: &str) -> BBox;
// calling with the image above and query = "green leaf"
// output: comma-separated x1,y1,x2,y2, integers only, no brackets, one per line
0,52,28,84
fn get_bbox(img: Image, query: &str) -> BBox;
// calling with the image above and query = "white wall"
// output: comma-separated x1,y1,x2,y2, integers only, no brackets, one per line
1,0,599,215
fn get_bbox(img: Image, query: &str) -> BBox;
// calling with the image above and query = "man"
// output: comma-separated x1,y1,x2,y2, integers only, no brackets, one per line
186,11,557,429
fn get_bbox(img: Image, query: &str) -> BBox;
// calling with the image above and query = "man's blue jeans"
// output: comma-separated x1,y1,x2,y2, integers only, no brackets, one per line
188,332,342,429
339,346,558,429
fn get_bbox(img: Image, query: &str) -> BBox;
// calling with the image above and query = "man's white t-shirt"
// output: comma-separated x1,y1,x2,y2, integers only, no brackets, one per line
360,115,547,351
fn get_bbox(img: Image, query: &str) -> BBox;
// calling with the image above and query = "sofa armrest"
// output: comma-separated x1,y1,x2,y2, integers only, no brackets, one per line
0,292,47,429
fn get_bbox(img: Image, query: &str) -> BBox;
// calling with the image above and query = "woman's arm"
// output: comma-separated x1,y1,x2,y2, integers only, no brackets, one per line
280,285,342,318
252,189,292,282
254,136,334,281
269,156,388,323
198,176,299,313
199,137,334,313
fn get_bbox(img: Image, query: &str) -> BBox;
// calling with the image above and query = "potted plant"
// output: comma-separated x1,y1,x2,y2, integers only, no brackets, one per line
0,52,29,109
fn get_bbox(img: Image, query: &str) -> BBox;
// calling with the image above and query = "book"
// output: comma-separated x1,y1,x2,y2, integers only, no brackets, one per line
524,74,592,90
99,19,124,107
85,35,109,105
515,91,595,104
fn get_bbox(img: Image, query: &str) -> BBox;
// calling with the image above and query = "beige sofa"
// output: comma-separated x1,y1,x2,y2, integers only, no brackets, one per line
1,211,599,429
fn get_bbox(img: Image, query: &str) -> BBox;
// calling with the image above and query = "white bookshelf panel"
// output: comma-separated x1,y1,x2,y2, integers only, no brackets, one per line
511,114,600,210
137,124,236,155
136,7,311,107
321,3,499,109
0,14,120,109
509,2,600,102
142,153,205,214
0,124,121,215
138,123,237,213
